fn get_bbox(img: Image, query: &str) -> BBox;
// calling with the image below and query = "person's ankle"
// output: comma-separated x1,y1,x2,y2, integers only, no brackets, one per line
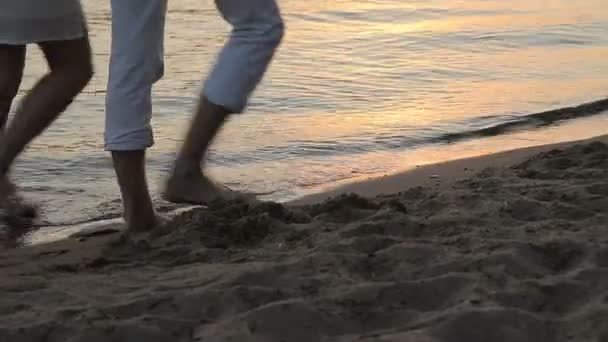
124,204,156,229
172,157,203,178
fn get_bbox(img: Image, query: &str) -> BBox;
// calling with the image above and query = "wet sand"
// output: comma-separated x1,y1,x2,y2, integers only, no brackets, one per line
0,135,607,341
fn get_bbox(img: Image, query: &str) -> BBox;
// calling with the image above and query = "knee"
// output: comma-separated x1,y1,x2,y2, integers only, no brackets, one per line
267,19,285,48
233,12,285,49
72,59,95,90
262,14,285,48
53,58,94,92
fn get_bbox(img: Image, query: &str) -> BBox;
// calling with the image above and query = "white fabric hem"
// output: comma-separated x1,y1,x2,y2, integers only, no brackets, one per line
0,32,86,46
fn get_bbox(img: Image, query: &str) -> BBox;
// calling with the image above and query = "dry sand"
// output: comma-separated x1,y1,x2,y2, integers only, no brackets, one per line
0,136,607,342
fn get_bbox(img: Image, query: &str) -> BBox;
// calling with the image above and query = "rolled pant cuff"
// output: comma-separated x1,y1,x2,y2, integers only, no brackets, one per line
104,130,154,151
203,88,247,114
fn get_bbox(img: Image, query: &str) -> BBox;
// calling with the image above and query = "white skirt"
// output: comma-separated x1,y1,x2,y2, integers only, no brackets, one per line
0,0,86,45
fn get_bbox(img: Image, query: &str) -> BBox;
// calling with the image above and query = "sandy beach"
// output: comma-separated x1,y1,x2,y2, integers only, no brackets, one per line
0,135,607,341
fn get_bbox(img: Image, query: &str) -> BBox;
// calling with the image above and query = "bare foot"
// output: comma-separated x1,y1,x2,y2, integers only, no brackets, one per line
116,214,170,247
0,177,37,243
0,176,37,219
163,171,238,205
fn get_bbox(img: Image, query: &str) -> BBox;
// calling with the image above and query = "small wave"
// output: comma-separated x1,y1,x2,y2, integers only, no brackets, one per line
207,98,608,166
437,97,608,143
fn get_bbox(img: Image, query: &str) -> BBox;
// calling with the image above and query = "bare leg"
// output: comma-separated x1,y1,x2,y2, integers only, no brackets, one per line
164,97,232,204
111,151,157,231
106,0,168,231
164,0,284,205
0,45,26,200
0,45,25,131
0,47,35,220
0,37,93,176
0,39,91,223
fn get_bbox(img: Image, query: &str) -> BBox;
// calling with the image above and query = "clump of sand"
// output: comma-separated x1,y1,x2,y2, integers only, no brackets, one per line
0,140,606,342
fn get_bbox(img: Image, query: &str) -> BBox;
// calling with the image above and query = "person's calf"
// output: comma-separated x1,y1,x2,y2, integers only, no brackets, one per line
175,97,230,165
111,150,157,232
0,98,14,130
0,44,26,130
163,98,231,205
0,71,93,175
39,37,93,110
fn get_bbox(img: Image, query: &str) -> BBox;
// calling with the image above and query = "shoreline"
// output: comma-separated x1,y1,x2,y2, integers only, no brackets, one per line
9,100,608,229
12,133,608,247
286,109,608,203
291,133,608,205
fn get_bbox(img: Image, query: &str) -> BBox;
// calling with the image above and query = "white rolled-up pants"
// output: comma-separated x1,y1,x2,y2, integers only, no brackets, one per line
105,0,284,151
